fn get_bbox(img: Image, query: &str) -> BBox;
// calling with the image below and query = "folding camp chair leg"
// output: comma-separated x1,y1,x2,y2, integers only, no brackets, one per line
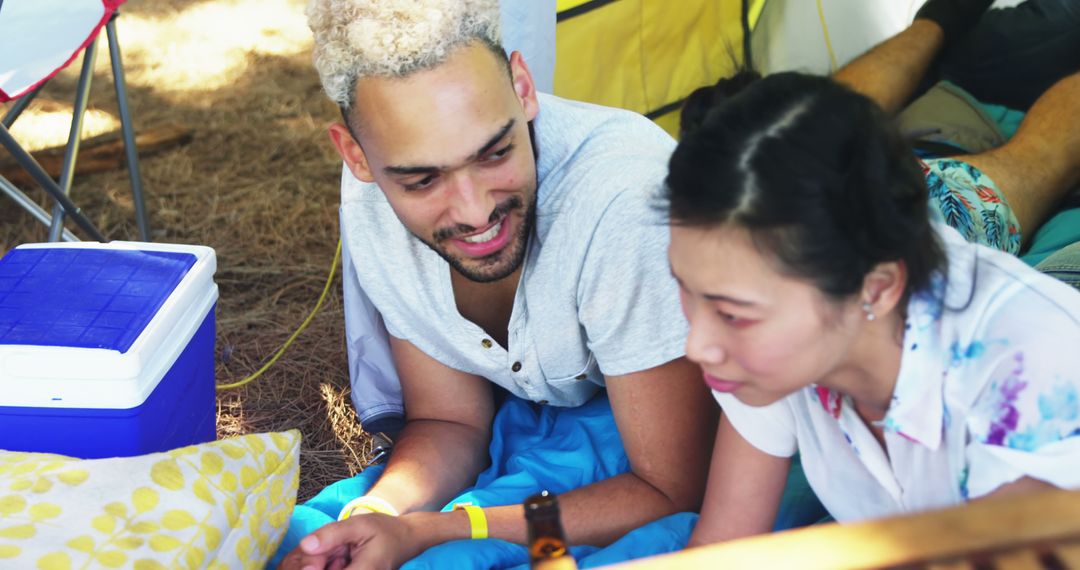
106,15,151,242
0,176,79,242
0,125,105,242
47,37,99,242
1,84,44,129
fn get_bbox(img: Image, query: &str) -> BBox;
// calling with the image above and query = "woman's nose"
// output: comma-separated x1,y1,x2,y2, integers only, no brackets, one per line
684,310,727,367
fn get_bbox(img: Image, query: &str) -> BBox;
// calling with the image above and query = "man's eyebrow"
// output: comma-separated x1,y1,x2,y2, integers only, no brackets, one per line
383,119,516,177
468,118,515,161
384,164,439,176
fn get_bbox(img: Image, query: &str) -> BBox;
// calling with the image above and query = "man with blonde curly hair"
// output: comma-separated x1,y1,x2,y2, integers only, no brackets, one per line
275,0,720,567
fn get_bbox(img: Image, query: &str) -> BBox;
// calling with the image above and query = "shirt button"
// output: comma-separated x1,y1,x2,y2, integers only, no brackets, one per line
511,362,522,372
537,400,549,406
481,339,492,349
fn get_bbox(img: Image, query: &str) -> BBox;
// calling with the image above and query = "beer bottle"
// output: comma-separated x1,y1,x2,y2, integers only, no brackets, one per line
524,491,578,569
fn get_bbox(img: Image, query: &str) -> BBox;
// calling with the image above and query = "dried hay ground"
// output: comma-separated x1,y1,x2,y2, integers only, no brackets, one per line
0,0,373,501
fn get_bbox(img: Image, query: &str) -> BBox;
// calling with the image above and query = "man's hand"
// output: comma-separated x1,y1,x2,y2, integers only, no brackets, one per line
277,513,421,570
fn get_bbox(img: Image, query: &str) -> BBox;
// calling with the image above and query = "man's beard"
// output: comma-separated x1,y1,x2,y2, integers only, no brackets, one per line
418,193,536,283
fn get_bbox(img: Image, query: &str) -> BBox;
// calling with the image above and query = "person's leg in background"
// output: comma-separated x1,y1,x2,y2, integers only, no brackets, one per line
831,19,944,115
1035,242,1080,291
956,71,1080,249
831,0,993,114
831,0,1080,251
928,0,1080,281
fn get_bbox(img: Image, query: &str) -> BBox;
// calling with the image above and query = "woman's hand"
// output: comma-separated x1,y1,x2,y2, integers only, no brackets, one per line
278,512,427,570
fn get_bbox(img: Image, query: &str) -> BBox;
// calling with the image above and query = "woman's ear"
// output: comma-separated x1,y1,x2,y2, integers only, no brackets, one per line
861,260,908,318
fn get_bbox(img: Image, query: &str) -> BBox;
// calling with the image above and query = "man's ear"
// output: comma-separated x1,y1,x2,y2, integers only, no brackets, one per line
328,122,375,183
508,51,539,122
861,260,908,317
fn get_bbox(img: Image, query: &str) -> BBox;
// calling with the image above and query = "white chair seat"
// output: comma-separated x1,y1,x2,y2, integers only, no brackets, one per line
0,0,119,102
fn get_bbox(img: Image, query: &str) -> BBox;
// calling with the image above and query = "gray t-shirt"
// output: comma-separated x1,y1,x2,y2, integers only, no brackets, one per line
341,93,688,407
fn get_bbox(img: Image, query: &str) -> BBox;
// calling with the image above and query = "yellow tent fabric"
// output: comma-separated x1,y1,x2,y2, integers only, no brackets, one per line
553,0,765,137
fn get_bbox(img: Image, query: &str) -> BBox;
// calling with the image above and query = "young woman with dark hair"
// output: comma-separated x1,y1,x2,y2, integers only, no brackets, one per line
666,71,1080,546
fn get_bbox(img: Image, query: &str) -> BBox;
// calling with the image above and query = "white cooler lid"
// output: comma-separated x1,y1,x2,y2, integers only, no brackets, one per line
0,241,218,409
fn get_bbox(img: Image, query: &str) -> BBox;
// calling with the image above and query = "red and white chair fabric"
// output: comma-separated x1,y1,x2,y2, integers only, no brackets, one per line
0,0,148,242
0,0,124,102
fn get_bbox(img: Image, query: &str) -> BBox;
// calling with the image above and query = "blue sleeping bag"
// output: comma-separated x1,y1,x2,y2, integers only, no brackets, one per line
269,392,827,569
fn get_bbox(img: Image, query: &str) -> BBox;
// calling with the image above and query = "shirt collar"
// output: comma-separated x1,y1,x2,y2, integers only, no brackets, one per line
808,317,947,450
876,227,965,450
813,225,971,450
879,293,949,450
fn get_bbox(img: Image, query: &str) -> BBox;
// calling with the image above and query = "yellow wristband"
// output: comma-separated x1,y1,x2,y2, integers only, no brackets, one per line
338,496,399,521
453,503,488,540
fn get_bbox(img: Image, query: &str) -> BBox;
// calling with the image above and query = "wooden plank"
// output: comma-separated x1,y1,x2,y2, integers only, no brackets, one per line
608,489,1080,570
1052,541,1080,569
926,558,975,570
992,549,1045,570
0,122,193,186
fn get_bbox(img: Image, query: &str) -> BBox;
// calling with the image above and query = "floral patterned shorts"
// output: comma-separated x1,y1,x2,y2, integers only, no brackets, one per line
921,158,1022,254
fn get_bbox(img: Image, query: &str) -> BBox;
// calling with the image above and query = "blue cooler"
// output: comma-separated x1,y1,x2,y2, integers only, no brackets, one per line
0,241,218,458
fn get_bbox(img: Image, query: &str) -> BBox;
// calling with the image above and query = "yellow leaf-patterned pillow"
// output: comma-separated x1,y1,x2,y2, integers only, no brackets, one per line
0,430,300,570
